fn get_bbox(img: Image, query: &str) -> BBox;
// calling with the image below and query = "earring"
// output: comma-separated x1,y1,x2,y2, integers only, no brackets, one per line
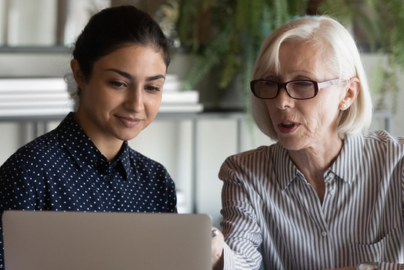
341,103,347,110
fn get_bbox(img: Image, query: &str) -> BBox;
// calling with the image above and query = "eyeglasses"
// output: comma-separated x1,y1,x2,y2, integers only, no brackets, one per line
250,79,345,100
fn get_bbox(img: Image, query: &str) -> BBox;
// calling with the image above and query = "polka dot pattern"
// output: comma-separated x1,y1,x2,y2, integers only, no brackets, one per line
0,112,177,268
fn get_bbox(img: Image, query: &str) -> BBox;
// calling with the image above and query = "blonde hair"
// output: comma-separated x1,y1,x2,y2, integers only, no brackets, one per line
251,16,372,140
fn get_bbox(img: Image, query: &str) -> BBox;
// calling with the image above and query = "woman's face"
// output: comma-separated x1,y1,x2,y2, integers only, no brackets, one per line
264,41,347,151
73,45,166,143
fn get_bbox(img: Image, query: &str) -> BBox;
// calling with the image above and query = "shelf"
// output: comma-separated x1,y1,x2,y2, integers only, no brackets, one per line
0,46,72,54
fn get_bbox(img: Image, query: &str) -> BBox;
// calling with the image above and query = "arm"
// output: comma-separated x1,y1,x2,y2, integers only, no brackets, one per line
217,158,263,270
327,264,404,270
371,166,404,270
333,165,404,270
0,158,37,212
211,227,224,270
164,171,177,213
0,157,37,269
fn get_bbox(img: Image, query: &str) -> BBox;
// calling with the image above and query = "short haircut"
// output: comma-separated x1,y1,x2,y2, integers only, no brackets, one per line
251,16,373,140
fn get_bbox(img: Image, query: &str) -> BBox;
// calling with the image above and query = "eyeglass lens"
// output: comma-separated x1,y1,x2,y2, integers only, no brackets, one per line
253,81,316,99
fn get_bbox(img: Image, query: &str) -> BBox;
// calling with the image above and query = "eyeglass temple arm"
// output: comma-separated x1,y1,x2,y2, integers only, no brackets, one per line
318,79,346,90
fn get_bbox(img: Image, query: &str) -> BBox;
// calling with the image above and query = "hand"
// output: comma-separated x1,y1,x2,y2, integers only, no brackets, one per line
211,226,224,270
324,267,356,270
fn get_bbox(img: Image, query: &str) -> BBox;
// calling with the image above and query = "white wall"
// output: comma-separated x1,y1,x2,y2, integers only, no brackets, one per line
0,0,6,46
0,123,20,163
6,0,57,46
0,53,71,77
362,54,404,135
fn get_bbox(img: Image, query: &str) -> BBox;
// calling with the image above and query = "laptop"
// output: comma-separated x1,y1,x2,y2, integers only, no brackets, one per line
2,210,211,270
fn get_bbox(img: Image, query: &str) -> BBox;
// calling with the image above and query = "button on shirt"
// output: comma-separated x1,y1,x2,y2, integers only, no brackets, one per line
218,130,404,270
0,112,177,269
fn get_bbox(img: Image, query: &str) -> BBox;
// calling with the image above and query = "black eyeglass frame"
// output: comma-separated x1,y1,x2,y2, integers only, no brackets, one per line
250,79,344,100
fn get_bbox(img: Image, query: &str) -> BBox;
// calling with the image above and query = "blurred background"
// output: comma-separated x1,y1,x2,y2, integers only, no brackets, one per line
0,0,403,228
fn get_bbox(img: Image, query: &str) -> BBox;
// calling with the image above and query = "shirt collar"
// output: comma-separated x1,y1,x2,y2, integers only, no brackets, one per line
57,112,132,180
274,134,364,190
57,112,102,169
111,141,131,180
329,134,364,184
273,142,300,191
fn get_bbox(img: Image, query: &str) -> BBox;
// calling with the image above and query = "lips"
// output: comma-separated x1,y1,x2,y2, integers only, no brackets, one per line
116,115,142,128
277,121,299,134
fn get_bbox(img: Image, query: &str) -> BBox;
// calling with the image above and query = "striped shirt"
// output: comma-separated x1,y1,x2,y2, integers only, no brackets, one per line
218,130,404,270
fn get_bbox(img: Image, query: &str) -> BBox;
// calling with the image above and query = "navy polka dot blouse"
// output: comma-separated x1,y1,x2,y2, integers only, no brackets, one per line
0,112,177,268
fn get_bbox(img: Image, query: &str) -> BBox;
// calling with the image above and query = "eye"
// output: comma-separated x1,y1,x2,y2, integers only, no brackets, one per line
145,85,160,92
264,81,278,87
293,81,313,88
110,81,127,88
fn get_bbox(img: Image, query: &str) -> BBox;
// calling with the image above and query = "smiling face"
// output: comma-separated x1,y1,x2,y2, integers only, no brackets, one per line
264,41,348,152
72,45,166,147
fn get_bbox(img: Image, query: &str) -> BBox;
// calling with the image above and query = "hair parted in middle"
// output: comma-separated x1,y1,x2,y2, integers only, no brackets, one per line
68,5,172,111
251,15,373,140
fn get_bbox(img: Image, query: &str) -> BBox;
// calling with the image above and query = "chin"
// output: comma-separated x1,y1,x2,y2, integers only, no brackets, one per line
113,129,142,142
277,137,306,151
120,133,141,141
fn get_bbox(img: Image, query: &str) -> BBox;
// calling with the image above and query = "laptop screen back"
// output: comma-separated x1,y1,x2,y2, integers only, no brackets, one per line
2,210,211,270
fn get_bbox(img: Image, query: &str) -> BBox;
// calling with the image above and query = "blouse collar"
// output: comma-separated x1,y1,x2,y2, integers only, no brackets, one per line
57,112,131,180
275,134,364,190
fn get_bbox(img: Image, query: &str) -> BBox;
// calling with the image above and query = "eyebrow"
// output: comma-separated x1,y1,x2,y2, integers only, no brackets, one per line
105,68,165,81
146,75,165,82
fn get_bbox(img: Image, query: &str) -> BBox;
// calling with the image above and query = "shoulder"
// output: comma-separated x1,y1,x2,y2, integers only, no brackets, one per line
362,130,404,148
219,144,278,180
357,130,404,167
127,147,170,175
0,130,62,190
126,148,176,193
1,129,60,170
222,144,277,167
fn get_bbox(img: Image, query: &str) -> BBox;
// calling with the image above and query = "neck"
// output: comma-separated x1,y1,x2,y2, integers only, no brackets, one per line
92,137,123,162
288,136,343,203
74,112,123,162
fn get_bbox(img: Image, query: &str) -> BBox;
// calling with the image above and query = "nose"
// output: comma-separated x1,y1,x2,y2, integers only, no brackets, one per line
125,85,144,112
274,85,294,109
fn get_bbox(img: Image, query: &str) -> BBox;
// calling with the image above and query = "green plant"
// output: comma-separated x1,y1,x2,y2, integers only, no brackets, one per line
176,0,310,110
176,0,404,114
369,56,399,114
319,0,395,59
320,0,404,114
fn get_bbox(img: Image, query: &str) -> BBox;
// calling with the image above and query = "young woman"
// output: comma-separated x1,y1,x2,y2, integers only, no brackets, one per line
0,6,177,268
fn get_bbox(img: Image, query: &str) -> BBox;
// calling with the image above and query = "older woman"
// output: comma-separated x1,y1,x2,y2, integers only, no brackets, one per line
0,5,176,269
211,16,404,270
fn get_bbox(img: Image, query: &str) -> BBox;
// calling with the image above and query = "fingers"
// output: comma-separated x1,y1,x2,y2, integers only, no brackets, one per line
211,226,224,268
212,229,219,238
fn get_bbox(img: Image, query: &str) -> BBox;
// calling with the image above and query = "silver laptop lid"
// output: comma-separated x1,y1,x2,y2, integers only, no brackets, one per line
2,210,211,270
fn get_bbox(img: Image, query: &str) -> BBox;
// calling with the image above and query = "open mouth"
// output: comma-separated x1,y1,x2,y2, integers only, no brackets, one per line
277,121,299,134
280,122,295,128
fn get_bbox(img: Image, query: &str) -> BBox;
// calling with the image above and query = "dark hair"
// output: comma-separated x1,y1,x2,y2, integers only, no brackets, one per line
72,5,172,80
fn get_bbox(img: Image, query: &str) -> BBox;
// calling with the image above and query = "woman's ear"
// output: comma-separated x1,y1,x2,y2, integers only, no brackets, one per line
339,78,360,111
70,59,86,90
